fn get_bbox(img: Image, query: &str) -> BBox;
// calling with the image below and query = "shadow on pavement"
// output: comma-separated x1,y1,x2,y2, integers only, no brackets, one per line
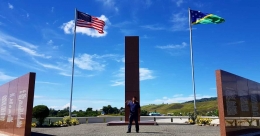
31,132,55,136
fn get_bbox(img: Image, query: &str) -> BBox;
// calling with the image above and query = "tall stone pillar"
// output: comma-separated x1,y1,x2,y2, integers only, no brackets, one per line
125,36,140,122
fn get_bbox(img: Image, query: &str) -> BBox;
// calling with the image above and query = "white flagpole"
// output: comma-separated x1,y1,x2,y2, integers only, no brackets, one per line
188,8,197,115
69,8,77,118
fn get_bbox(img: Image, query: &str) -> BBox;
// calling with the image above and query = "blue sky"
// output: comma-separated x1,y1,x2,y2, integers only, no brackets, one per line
0,0,260,111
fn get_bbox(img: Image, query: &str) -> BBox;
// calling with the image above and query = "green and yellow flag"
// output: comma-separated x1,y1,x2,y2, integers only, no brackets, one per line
190,9,225,25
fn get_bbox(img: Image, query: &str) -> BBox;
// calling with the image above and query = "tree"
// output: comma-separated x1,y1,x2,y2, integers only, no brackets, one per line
112,107,118,114
102,106,108,114
33,105,49,126
86,108,93,112
140,110,148,116
49,108,58,117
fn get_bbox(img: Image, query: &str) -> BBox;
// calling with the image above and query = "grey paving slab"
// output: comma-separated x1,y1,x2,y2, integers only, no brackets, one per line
31,123,220,136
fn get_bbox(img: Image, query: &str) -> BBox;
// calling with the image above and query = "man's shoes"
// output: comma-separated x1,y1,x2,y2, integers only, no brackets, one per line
126,131,131,133
136,131,139,133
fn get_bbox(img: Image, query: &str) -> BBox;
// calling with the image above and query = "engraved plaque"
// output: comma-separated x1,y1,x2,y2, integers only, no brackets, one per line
0,73,35,136
216,70,260,136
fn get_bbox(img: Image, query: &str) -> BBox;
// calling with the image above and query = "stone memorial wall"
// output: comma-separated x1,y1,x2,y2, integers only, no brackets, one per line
0,73,35,136
216,70,260,136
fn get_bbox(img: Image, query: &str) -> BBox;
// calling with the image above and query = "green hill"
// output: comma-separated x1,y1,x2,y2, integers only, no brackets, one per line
141,97,218,115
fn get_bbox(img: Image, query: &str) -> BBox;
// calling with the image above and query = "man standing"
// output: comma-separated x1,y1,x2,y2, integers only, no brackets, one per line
126,96,140,133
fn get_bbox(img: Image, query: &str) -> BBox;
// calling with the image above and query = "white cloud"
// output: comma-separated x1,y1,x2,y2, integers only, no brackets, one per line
173,94,183,97
34,53,118,77
69,54,105,71
51,7,54,12
111,67,155,86
62,103,78,111
61,15,109,37
151,94,214,104
68,53,119,71
0,71,16,81
156,42,187,49
115,7,119,12
34,95,44,98
34,59,72,76
47,39,59,49
141,35,151,39
11,43,51,58
144,0,152,7
112,21,132,27
162,97,168,100
140,68,155,80
0,32,51,59
141,24,165,30
173,0,184,7
59,72,71,77
53,20,58,24
0,47,44,71
226,41,245,45
36,81,61,85
34,60,63,71
121,57,125,63
0,32,37,49
34,97,114,111
8,3,14,9
111,81,124,86
120,29,136,35
194,3,204,8
26,13,29,18
99,0,115,7
97,0,119,12
47,40,53,45
171,11,188,31
52,46,59,49
0,15,5,19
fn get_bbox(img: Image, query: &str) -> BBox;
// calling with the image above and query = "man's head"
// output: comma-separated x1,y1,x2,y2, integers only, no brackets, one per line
132,96,137,102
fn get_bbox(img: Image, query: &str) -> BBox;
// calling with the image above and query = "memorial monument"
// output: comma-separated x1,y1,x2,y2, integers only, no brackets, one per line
216,70,260,136
0,72,36,136
107,36,155,126
125,36,140,122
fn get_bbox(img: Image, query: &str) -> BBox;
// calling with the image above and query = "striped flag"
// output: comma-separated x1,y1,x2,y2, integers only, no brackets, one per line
76,10,105,34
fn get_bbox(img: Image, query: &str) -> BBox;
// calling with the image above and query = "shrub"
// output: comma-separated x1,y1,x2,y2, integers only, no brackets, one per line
70,118,79,125
31,123,37,127
188,112,197,124
62,116,79,126
33,105,49,126
198,118,212,125
63,116,71,125
188,119,194,124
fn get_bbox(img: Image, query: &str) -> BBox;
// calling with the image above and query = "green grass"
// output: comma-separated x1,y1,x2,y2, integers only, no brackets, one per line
141,100,218,115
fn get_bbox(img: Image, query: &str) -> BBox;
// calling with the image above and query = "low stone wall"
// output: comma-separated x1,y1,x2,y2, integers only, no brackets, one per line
32,116,219,124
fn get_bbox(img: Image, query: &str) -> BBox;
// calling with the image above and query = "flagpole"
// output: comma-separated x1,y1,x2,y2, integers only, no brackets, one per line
69,8,77,118
188,8,197,116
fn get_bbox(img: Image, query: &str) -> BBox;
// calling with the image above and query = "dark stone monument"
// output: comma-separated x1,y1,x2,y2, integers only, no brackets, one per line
0,72,36,136
106,36,156,126
216,70,260,136
125,36,140,122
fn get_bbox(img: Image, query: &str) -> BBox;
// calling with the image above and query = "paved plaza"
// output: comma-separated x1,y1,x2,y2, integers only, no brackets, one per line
31,123,220,136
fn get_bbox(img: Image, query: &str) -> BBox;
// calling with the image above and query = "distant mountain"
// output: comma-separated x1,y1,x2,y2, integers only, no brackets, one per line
183,97,217,103
141,97,218,114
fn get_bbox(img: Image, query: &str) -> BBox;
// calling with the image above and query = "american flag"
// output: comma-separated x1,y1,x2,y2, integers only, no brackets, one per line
76,10,105,34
